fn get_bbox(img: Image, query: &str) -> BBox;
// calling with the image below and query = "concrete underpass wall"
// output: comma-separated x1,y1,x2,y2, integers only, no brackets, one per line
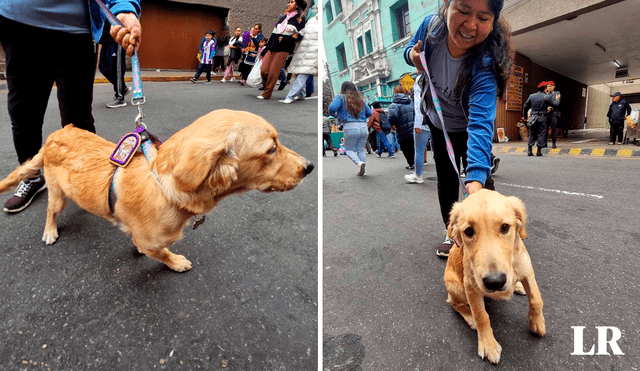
587,85,611,128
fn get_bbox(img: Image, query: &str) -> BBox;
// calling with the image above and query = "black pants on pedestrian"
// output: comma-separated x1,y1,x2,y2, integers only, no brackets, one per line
428,122,494,226
398,135,415,167
193,63,212,82
322,132,335,156
0,16,97,164
609,121,624,143
99,41,127,100
528,117,547,149
546,115,557,146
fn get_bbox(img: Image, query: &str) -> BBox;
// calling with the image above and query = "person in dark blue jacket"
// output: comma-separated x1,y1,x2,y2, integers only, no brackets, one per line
404,0,513,257
388,86,415,169
607,92,632,145
523,81,553,156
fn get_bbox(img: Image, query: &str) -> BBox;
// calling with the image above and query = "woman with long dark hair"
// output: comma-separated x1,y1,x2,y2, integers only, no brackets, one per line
328,82,372,176
404,0,514,257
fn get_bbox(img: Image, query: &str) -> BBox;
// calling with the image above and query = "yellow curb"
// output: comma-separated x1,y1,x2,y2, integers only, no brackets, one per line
591,149,605,156
515,147,526,153
500,147,510,152
618,149,633,157
549,148,561,154
569,148,582,154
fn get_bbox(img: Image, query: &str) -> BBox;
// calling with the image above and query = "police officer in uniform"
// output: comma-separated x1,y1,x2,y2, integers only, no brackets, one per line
545,81,561,148
523,81,553,156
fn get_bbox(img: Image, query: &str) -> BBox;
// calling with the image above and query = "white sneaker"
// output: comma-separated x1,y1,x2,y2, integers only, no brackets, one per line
230,77,236,82
257,95,265,100
404,173,423,184
279,98,293,104
356,162,366,176
221,78,227,83
293,96,305,101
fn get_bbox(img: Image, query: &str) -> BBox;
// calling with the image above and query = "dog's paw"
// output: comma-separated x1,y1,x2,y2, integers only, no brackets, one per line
529,314,546,337
42,229,59,245
168,254,192,272
514,281,526,295
478,338,502,364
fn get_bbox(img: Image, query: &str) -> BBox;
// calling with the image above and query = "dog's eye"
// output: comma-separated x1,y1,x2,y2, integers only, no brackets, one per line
267,145,277,154
500,224,510,234
464,227,474,238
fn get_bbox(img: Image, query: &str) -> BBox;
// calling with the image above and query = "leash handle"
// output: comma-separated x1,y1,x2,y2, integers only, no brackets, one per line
94,0,145,108
418,51,469,198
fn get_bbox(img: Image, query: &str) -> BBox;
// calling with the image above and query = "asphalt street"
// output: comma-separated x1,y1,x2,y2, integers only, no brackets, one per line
323,149,640,370
0,80,318,370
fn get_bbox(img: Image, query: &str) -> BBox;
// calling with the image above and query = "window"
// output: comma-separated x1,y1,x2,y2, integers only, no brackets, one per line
336,43,348,72
357,36,365,58
392,1,410,41
364,30,373,54
325,1,334,24
334,0,342,16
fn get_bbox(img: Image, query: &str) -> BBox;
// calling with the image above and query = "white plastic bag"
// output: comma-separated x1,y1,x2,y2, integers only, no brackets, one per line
246,59,263,88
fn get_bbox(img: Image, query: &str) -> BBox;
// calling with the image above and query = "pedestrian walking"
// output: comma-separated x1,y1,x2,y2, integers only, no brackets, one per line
388,86,415,168
405,74,432,184
98,23,131,108
368,102,395,158
258,0,307,100
190,30,216,84
607,92,632,145
212,26,229,75
545,81,561,148
323,115,338,157
523,81,553,156
328,81,372,176
405,0,512,257
0,0,141,213
280,6,318,104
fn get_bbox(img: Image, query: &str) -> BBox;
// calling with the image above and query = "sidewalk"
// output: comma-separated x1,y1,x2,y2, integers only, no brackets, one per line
494,128,640,158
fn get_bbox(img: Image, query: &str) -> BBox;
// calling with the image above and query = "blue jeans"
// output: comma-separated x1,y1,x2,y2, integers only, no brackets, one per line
413,129,431,176
375,131,394,156
343,122,368,165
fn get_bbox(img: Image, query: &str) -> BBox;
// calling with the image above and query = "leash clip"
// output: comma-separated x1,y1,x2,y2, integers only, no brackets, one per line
135,105,146,129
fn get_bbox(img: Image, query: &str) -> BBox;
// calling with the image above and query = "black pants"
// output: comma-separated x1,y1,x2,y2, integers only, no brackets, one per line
98,42,127,100
193,63,212,82
610,121,624,143
428,122,494,226
212,56,225,72
528,117,547,149
0,16,97,164
398,135,415,166
546,115,557,146
322,132,335,156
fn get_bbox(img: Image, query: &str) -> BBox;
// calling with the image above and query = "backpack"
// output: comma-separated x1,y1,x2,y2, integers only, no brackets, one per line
378,112,392,133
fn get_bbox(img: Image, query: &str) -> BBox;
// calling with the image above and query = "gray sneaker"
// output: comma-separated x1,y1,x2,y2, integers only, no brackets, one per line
3,176,47,213
106,99,126,108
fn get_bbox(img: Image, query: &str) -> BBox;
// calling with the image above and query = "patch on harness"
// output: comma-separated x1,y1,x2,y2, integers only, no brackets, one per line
110,132,141,167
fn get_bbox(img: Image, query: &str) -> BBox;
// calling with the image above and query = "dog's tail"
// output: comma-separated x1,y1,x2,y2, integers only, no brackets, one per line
0,152,44,193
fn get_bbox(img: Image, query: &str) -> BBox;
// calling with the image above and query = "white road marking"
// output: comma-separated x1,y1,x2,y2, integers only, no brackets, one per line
497,182,604,199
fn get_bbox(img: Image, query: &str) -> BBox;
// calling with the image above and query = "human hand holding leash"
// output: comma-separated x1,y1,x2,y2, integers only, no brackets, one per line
410,40,424,72
110,13,142,57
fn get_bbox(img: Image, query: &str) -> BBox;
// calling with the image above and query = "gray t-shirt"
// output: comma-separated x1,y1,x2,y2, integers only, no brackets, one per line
0,1,90,34
425,40,468,132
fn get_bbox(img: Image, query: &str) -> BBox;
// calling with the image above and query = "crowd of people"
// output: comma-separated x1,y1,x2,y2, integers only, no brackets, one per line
189,0,316,104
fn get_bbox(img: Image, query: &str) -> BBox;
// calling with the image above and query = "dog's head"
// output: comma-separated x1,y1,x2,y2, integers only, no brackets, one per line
156,109,313,210
447,189,527,295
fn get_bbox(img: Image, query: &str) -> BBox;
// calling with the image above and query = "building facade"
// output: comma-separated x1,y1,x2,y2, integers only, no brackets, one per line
323,0,442,104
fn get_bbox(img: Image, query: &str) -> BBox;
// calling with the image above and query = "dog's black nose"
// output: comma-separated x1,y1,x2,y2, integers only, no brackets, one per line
483,273,507,292
303,162,314,176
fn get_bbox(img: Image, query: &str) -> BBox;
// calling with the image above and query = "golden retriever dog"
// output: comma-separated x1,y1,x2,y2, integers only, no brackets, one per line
0,109,314,272
444,189,545,364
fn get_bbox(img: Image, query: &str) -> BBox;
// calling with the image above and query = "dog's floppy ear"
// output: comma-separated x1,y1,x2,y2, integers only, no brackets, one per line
507,196,527,240
447,201,463,247
172,139,238,193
